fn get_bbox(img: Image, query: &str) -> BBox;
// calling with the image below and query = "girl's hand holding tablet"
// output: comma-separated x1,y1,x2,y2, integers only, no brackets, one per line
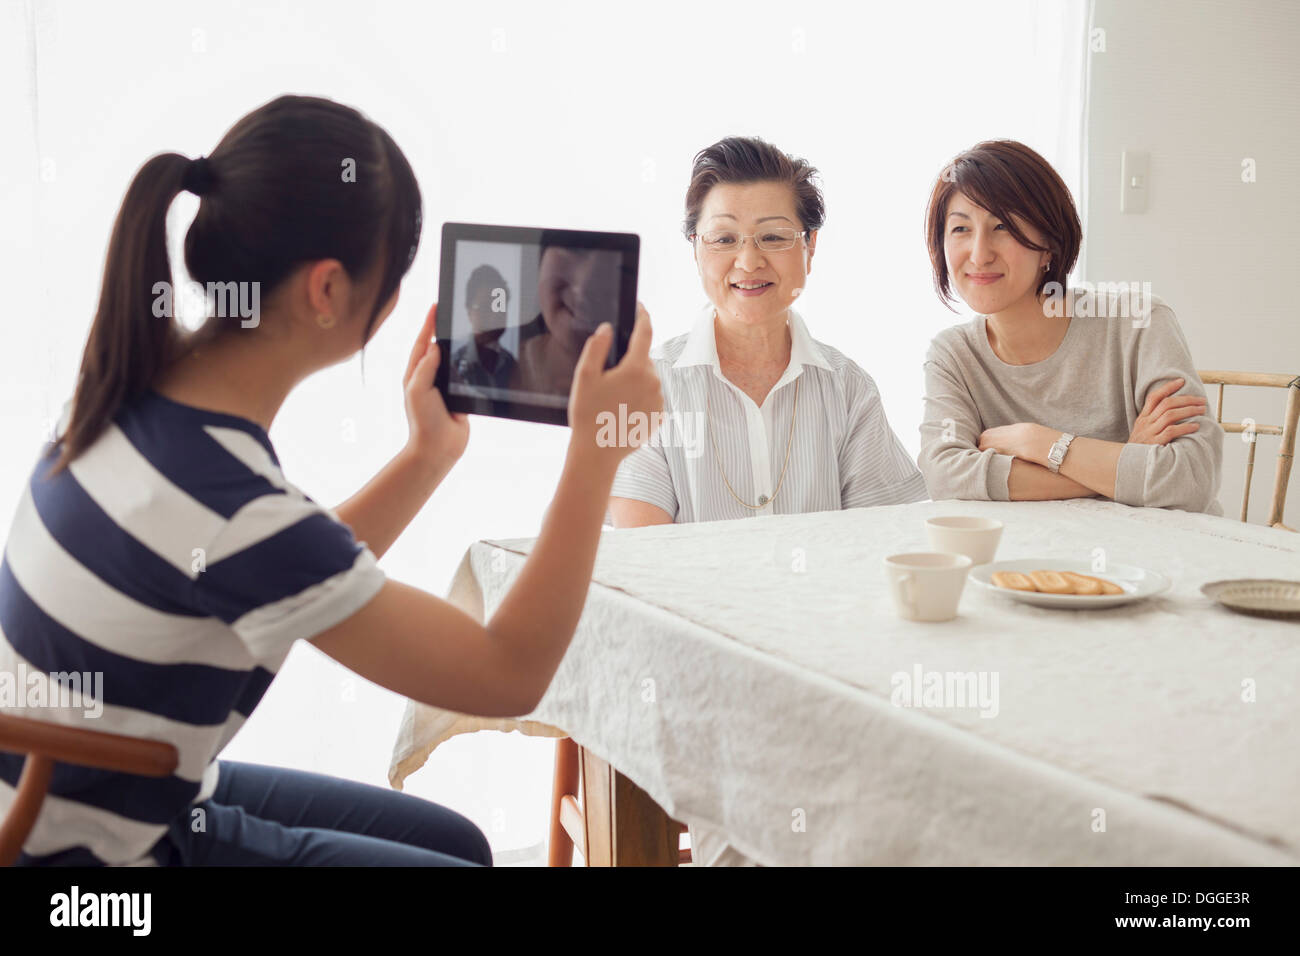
312,299,661,720
400,297,661,480
402,303,471,474
566,302,662,469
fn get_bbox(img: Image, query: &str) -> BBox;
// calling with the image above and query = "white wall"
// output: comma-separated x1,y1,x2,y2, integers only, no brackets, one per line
1086,0,1300,527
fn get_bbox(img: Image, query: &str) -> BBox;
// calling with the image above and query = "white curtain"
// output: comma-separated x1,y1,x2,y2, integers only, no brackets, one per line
1,0,1089,861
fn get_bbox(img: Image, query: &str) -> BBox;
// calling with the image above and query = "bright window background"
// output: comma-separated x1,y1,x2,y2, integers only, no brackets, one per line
1,0,1088,863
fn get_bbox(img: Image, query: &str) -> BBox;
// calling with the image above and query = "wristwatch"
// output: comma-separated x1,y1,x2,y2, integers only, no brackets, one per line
1046,432,1075,473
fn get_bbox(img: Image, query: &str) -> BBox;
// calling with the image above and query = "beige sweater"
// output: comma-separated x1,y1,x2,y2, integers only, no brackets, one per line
918,289,1224,514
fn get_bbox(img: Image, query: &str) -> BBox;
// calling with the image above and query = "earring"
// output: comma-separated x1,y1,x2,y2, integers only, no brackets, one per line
317,313,336,329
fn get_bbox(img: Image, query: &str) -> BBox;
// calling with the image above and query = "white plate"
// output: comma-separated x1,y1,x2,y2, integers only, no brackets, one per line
969,559,1171,609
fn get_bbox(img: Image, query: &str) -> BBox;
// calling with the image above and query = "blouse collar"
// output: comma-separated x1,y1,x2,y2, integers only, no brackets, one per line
672,304,833,376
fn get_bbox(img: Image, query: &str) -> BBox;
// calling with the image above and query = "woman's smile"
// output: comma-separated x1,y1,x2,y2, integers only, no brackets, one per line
731,279,774,297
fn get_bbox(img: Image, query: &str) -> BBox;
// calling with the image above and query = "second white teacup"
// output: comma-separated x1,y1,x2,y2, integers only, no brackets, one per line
883,552,973,622
925,515,1004,566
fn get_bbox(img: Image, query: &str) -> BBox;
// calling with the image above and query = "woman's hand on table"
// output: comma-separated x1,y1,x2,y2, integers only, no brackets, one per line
1128,377,1206,445
403,303,471,473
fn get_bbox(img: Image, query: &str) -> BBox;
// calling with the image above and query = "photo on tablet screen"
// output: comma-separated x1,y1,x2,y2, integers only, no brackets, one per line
436,223,639,426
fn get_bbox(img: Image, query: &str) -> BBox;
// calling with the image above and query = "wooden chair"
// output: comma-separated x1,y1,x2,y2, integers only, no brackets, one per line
1198,371,1299,530
0,713,178,866
548,736,691,866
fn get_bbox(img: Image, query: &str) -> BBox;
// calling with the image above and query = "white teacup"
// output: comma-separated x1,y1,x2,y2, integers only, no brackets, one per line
883,552,973,622
925,516,1004,566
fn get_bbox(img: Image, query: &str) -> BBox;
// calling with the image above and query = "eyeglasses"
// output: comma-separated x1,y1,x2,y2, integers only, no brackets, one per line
690,227,808,253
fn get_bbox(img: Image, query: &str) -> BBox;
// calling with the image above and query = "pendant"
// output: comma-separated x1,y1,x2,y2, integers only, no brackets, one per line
757,494,769,507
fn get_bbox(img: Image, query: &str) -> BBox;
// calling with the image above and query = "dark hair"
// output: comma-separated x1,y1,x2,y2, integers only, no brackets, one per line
465,264,509,304
55,94,422,470
682,136,825,239
924,139,1081,309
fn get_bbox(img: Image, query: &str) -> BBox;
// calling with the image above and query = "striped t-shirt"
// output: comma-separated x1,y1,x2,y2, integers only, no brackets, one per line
0,390,386,865
611,306,929,521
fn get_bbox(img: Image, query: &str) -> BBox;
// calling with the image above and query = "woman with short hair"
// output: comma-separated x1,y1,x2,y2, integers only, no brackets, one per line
610,135,926,529
917,139,1223,512
609,135,926,867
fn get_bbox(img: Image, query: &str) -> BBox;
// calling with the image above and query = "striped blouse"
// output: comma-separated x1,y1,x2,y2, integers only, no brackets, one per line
611,305,928,522
0,391,385,865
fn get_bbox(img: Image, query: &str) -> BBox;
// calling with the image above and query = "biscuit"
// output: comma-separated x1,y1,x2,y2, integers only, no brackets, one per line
994,569,1126,596
1067,571,1124,595
1094,576,1124,595
1061,572,1103,595
992,571,1036,591
1027,570,1073,594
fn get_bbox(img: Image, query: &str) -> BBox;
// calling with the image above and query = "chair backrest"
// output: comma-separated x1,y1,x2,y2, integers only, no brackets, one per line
1198,370,1300,530
0,713,178,866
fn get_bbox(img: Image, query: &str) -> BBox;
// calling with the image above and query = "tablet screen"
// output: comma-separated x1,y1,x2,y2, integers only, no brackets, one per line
436,223,639,426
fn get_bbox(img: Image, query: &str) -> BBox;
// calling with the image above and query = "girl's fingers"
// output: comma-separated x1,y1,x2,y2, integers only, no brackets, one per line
406,304,439,383
624,304,653,362
575,323,613,383
413,340,441,389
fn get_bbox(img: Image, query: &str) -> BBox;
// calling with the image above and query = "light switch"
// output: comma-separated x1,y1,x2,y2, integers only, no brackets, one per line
1121,150,1149,213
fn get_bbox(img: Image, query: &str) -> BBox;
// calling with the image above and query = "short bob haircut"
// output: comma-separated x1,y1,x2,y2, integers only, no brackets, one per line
925,140,1081,309
683,136,825,240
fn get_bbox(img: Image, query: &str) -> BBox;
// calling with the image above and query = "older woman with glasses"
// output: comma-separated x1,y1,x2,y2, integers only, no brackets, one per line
610,136,925,530
607,135,927,866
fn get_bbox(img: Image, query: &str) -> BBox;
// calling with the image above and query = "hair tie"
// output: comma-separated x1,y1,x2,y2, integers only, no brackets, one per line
183,156,215,197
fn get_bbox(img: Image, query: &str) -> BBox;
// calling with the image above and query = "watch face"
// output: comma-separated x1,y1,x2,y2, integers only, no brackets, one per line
1049,434,1073,466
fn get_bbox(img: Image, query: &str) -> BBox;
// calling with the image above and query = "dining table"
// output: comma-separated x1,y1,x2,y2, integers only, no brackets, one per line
387,498,1300,866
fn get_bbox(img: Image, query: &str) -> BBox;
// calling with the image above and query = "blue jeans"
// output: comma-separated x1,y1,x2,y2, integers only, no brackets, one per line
150,760,492,866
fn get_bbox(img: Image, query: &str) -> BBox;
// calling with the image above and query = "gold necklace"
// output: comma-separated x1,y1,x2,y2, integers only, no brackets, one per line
705,376,801,510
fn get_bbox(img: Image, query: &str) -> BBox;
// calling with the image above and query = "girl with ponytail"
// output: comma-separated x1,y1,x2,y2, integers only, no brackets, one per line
0,94,662,866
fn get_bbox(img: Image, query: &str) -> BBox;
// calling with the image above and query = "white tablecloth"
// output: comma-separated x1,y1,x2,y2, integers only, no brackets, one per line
389,499,1300,865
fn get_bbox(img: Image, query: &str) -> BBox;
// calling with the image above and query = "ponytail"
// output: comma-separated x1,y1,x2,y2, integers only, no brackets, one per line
52,95,422,472
54,153,189,471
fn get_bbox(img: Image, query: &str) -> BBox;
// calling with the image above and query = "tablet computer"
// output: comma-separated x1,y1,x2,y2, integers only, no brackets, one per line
435,222,640,426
